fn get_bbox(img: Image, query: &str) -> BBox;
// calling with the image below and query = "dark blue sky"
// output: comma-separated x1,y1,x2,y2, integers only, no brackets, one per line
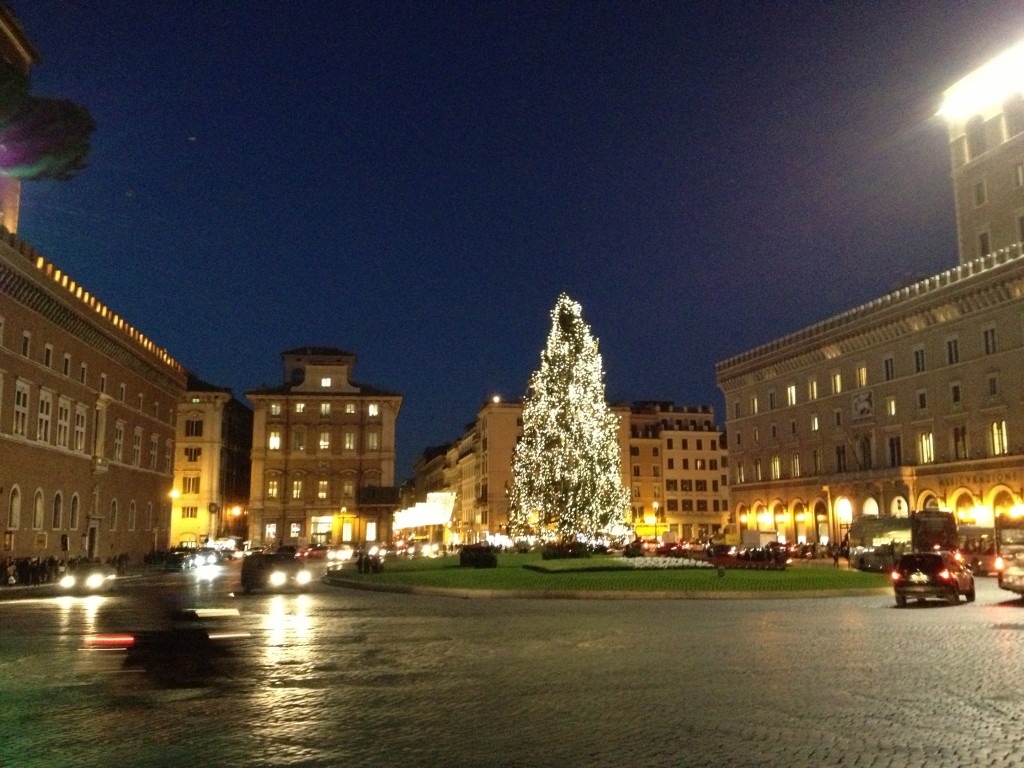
10,1,1024,480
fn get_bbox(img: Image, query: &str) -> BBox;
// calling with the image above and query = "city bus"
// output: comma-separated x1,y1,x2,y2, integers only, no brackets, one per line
995,512,1024,596
958,524,997,575
847,510,958,572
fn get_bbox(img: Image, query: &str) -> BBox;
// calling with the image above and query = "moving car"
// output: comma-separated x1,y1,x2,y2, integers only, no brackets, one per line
240,552,312,594
58,563,117,594
891,551,976,607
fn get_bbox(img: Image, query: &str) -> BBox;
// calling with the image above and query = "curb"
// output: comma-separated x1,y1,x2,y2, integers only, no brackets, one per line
321,574,892,600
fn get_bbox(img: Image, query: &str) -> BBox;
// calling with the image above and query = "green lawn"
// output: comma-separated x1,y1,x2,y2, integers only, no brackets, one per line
327,552,892,594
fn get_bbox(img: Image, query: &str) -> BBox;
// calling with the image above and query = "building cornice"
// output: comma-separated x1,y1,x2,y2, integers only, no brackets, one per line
716,245,1024,390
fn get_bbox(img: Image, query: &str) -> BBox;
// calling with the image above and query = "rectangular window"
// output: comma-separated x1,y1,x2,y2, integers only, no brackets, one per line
74,406,87,452
808,378,818,401
786,384,796,406
973,180,987,206
831,372,842,395
318,480,329,500
946,338,960,365
855,365,867,388
344,431,356,450
913,347,926,373
950,383,962,404
150,436,159,469
754,459,762,481
979,231,991,257
267,479,279,499
917,390,927,410
366,431,380,450
984,327,997,355
37,390,52,443
319,431,330,450
270,402,281,416
835,445,847,472
750,396,759,415
953,426,968,460
132,430,142,465
342,480,355,498
889,436,902,467
21,331,30,357
43,344,53,368
182,506,198,520
368,402,380,417
768,391,777,411
989,374,999,396
886,397,896,417
918,432,935,464
294,402,306,414
791,453,801,478
291,479,303,499
184,419,204,437
13,381,29,436
811,414,819,432
292,428,305,451
345,402,356,414
813,449,823,474
62,354,71,377
185,447,202,461
56,398,70,448
770,455,781,480
183,476,200,494
113,422,124,461
320,402,331,416
992,420,1009,456
268,430,281,450
884,355,896,381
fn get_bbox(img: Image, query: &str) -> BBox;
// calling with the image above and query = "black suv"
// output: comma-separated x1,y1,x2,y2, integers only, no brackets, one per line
891,551,976,607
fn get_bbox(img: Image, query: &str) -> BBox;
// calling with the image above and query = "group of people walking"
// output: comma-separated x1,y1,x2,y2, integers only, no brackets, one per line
2,553,129,587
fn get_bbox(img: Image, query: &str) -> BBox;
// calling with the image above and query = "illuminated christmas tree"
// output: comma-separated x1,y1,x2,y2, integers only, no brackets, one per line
508,294,629,541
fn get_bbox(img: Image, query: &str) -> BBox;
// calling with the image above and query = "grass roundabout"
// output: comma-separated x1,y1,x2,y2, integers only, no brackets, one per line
323,551,893,599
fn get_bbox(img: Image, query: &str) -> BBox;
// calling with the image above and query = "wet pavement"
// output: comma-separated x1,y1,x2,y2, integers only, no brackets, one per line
1,562,1023,767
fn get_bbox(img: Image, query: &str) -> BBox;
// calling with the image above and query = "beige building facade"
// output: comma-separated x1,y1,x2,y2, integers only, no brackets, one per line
717,42,1024,547
407,398,729,545
247,347,402,549
170,375,252,548
0,4,39,235
1,231,187,562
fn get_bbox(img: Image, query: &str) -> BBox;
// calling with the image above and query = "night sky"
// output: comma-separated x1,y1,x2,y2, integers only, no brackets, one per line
10,1,1024,480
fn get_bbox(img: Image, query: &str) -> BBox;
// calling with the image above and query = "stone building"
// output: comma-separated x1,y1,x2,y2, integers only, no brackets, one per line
246,347,402,548
716,40,1024,546
0,231,187,561
169,374,252,548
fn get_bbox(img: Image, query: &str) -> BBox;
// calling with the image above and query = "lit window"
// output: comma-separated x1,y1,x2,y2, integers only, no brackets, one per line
270,403,281,416
318,480,329,500
750,396,759,415
786,384,796,407
344,431,356,450
368,402,380,417
811,415,819,432
320,402,331,416
295,402,306,414
855,365,867,387
319,431,330,450
268,430,281,450
992,420,1009,456
831,372,842,395
918,432,934,464
345,402,356,414
886,397,896,417
267,479,279,499
808,378,818,401
291,479,303,499
320,377,332,387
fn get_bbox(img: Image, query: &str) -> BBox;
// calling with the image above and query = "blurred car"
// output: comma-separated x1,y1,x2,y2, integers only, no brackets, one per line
302,544,330,559
327,545,355,562
240,552,313,593
891,551,976,607
58,563,117,594
193,547,222,566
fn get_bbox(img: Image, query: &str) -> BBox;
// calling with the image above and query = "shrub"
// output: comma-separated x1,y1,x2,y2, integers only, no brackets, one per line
540,541,591,560
459,544,498,568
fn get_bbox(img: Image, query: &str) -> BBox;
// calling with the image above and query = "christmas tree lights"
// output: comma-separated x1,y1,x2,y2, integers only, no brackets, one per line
508,294,629,541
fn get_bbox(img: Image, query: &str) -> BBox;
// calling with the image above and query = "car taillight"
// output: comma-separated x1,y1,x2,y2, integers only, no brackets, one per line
937,569,952,580
84,634,135,648
890,570,902,581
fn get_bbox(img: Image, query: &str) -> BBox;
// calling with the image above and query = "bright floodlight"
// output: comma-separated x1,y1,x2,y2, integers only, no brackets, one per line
938,39,1024,120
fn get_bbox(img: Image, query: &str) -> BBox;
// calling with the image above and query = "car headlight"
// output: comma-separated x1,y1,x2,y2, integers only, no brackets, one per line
59,575,76,589
269,570,287,587
295,570,312,585
84,573,107,590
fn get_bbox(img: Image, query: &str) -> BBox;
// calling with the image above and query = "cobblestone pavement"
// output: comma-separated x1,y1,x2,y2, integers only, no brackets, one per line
1,567,1023,767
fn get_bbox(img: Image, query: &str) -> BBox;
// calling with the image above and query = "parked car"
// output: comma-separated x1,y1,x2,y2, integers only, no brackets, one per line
240,552,312,594
891,551,976,607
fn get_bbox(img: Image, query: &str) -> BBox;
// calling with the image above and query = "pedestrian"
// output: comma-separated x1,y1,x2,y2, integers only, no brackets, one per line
832,545,840,568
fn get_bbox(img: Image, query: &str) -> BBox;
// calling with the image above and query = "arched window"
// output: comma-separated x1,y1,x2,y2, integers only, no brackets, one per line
69,494,80,530
8,487,21,529
33,491,44,530
52,492,63,530
128,501,137,532
109,500,118,530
